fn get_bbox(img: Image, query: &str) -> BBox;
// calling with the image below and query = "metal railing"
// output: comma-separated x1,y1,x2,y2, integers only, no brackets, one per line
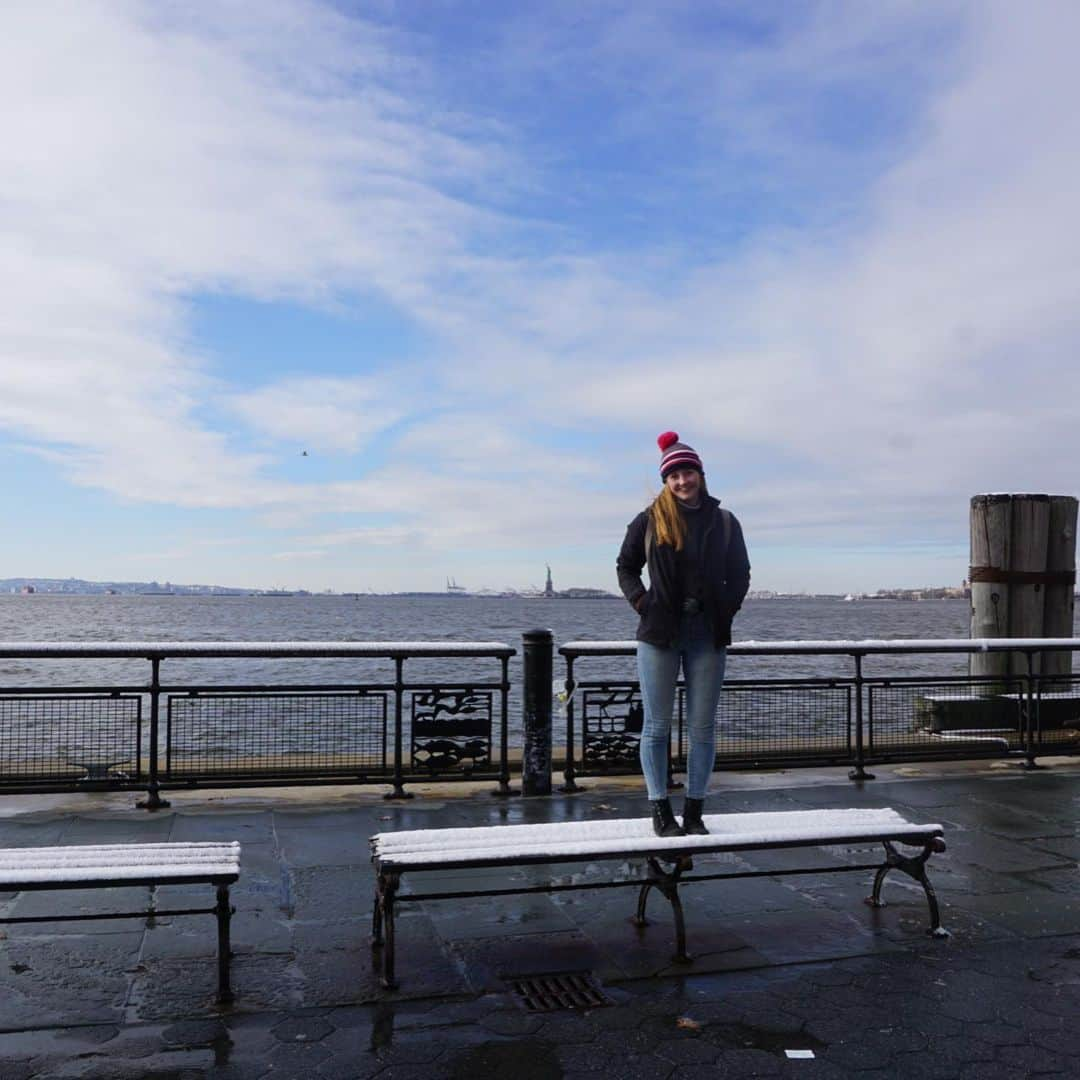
0,642,515,805
3,636,1080,805
558,637,1080,789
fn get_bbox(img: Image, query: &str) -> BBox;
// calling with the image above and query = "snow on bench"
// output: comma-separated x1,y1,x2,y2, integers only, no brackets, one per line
0,841,241,1003
373,809,941,867
369,809,947,988
0,842,241,883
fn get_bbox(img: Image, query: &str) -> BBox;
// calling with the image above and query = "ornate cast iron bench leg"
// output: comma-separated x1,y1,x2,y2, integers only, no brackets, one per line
865,838,950,938
635,857,692,963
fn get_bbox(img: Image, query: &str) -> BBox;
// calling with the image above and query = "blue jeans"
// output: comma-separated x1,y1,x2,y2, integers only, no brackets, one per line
637,620,727,801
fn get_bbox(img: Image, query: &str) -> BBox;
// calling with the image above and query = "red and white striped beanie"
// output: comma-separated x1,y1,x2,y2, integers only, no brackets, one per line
658,431,704,479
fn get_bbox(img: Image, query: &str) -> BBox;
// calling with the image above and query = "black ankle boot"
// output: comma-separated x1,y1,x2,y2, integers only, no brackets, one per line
682,798,708,835
650,798,686,837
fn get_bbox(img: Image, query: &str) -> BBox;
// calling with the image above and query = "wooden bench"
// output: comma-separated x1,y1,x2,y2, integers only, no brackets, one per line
0,841,241,1003
370,808,946,988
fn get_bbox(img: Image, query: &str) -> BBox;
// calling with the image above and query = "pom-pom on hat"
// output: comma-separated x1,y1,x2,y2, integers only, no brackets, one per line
658,431,704,479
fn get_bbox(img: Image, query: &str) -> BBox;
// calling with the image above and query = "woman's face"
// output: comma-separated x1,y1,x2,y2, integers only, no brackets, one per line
665,468,702,504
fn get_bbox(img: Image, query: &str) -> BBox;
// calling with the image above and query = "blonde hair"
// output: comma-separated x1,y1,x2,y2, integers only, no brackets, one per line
649,476,708,552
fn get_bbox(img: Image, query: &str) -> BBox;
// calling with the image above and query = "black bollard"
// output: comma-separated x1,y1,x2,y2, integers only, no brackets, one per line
522,629,554,796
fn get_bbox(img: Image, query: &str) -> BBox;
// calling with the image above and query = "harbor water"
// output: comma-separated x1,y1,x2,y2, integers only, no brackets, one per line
2,594,1073,748
0,591,990,683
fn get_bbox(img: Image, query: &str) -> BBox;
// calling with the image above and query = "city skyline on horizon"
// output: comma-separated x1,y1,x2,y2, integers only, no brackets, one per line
2,572,973,599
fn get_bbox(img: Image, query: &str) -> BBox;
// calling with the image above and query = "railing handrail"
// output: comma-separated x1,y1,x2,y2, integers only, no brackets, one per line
0,641,516,660
10,636,1079,660
560,637,1080,658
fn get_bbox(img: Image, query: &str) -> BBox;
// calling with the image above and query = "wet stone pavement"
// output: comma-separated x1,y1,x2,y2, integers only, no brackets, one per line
0,760,1077,1078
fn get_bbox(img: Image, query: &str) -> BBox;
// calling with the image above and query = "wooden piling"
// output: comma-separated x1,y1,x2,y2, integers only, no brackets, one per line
969,493,1078,681
969,495,1012,680
1007,495,1049,677
1043,496,1078,681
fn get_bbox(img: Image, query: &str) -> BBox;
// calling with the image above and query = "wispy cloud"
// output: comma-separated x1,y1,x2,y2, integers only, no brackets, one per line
2,1,1078,590
0,0,497,505
227,376,411,455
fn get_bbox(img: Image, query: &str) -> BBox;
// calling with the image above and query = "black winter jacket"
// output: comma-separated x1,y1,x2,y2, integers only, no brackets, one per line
616,495,751,648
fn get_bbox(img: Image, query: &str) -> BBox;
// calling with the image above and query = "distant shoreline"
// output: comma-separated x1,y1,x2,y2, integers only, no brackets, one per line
2,578,982,601
2,580,619,600
2,589,624,600
1,588,985,602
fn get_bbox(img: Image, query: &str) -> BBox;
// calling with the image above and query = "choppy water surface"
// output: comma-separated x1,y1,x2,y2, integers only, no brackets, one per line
3,594,1068,749
0,593,986,688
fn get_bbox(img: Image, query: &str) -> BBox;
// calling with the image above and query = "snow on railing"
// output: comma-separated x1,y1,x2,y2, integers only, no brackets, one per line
0,640,514,658
561,637,1080,656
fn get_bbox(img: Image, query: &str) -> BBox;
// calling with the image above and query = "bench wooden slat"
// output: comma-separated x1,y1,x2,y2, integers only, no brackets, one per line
372,809,942,871
0,842,240,885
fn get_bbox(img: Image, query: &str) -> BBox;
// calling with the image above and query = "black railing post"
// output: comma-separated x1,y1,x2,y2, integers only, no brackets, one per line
385,656,413,799
137,656,170,810
1022,649,1042,769
559,653,580,793
522,630,553,797
848,652,875,781
493,653,516,796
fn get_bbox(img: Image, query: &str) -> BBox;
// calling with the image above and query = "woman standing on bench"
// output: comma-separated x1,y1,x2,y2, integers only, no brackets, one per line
617,432,751,837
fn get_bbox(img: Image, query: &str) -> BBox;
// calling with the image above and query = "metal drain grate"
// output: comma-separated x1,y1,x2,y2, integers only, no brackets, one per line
506,971,613,1012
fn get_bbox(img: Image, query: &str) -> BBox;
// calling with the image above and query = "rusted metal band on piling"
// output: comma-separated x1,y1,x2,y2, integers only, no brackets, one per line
969,567,1076,586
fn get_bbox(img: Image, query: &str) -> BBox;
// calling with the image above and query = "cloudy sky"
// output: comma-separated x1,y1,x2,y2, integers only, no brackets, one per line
3,1,1078,593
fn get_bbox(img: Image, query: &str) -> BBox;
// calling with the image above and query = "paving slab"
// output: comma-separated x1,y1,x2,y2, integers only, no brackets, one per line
1022,866,1080,895
167,812,276,845
946,888,1080,936
0,820,69,848
55,815,175,845
1026,834,1080,860
950,834,1076,882
0,930,141,1029
934,802,1071,840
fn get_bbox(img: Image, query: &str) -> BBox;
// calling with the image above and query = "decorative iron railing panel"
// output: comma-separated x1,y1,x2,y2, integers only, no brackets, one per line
581,685,648,771
0,693,142,787
165,690,389,780
410,686,494,775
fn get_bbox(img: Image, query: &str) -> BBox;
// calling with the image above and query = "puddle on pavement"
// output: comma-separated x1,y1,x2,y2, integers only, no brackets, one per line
371,1002,395,1051
443,1038,561,1079
211,1027,233,1069
711,1022,828,1055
